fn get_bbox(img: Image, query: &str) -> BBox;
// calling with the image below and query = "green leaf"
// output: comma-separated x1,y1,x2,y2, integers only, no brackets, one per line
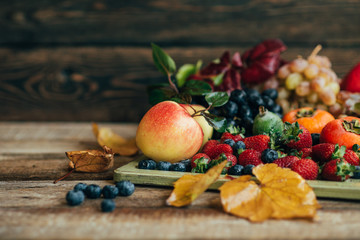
201,112,227,132
170,93,192,104
176,64,196,87
147,86,177,105
205,92,229,108
211,72,225,86
354,102,360,114
182,80,212,96
151,43,176,76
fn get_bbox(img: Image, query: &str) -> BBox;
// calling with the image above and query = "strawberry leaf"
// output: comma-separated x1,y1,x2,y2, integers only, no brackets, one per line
151,43,176,76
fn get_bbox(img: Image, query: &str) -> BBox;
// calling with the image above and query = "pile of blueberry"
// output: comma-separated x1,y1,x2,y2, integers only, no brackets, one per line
138,159,191,172
211,88,282,137
65,181,135,212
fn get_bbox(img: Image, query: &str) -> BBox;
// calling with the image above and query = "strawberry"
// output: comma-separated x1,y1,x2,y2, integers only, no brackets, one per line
220,127,245,143
202,140,219,156
343,149,360,166
282,122,312,150
291,158,319,180
205,143,233,159
311,143,336,163
299,148,312,158
220,132,235,143
238,149,262,166
341,62,360,93
243,135,270,152
321,159,354,181
191,153,211,168
273,156,299,168
222,153,237,167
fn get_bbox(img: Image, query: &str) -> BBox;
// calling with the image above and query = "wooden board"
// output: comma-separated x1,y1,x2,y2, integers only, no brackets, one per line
114,155,360,200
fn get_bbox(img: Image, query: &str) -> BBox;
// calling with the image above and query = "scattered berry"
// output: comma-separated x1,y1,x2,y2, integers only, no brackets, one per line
102,185,119,199
73,183,87,192
84,184,102,199
138,159,156,170
243,164,255,175
169,163,187,172
223,139,235,148
273,156,300,168
261,149,278,163
352,166,360,179
156,161,172,171
66,190,85,206
116,181,135,196
233,141,246,155
101,199,116,212
244,135,270,152
291,158,319,180
228,165,244,176
180,159,192,172
238,149,262,166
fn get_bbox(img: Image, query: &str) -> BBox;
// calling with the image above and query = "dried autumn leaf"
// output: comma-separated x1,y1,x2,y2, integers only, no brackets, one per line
54,146,114,183
167,160,227,207
92,123,138,156
219,164,321,222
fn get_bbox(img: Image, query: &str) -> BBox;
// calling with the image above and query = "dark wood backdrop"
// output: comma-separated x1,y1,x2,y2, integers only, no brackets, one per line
1,0,360,122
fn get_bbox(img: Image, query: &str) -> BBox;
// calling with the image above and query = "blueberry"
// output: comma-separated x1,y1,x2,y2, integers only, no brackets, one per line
233,141,246,155
262,96,275,110
245,88,261,99
311,133,320,146
73,183,87,192
138,159,156,170
180,159,192,172
243,164,255,175
352,166,360,179
66,190,85,206
223,139,235,148
249,95,265,109
261,149,278,163
116,180,135,197
156,161,172,171
237,104,252,119
270,104,283,115
228,165,244,176
230,89,247,105
102,185,119,199
169,163,187,172
222,101,238,118
84,184,102,199
262,88,278,100
101,199,116,212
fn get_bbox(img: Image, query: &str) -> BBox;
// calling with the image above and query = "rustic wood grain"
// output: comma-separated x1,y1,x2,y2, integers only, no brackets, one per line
0,0,359,46
1,47,359,121
1,180,360,239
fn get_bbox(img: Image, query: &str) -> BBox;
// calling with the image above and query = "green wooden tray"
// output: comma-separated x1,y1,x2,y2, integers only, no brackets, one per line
114,155,360,200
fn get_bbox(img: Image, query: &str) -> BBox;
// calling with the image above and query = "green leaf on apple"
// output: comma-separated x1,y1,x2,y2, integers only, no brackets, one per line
205,92,229,108
151,43,176,76
201,112,227,132
181,80,212,96
176,60,202,87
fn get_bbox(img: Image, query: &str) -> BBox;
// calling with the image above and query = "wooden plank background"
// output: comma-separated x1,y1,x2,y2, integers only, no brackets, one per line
1,0,360,121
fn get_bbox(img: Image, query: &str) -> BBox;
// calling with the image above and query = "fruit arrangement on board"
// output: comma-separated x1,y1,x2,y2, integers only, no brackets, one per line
136,40,360,182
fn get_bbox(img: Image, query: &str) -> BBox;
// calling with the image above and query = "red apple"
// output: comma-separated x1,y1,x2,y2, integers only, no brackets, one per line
136,101,204,162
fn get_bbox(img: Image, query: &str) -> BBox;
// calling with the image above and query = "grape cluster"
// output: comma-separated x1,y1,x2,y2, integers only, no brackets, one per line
211,88,282,137
277,45,341,113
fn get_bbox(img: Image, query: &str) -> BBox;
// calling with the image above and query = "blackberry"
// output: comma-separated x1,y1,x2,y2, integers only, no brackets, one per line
311,133,320,146
228,165,244,176
102,185,119,199
223,139,235,148
73,183,87,192
352,166,360,179
66,190,85,206
138,159,156,170
156,161,172,171
233,141,246,155
222,101,238,118
169,163,186,172
243,164,255,175
230,89,247,105
261,149,278,163
101,199,116,212
180,159,192,172
116,180,135,197
84,184,102,199
262,88,278,100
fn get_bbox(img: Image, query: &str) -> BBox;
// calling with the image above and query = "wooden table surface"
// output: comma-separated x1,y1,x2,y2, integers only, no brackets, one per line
1,122,360,240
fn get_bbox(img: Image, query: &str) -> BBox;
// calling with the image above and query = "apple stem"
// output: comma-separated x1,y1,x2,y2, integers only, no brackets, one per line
167,73,179,94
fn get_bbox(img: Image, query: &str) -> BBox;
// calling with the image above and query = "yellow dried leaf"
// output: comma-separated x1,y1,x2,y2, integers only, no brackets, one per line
167,160,228,207
219,164,321,222
92,123,138,156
